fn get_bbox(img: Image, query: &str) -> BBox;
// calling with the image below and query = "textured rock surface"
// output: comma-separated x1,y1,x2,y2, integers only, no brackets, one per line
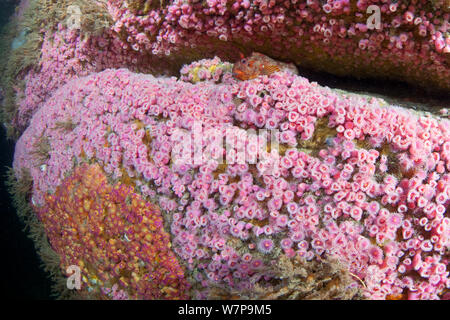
2,0,449,300
1,0,449,138
107,0,450,92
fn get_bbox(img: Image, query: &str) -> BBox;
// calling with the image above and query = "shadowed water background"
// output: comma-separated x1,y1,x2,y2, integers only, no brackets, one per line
0,0,53,299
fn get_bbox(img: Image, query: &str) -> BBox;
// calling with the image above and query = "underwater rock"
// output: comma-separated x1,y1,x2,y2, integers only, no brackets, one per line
11,59,450,299
11,27,30,50
1,0,449,139
108,0,449,91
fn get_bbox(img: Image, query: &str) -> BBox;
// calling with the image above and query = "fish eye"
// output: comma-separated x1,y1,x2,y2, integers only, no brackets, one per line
241,58,247,64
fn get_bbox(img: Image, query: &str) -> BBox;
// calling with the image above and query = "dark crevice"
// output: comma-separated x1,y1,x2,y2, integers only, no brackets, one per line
296,65,450,114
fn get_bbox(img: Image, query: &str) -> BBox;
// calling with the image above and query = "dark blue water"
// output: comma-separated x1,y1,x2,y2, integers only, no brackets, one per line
0,0,53,300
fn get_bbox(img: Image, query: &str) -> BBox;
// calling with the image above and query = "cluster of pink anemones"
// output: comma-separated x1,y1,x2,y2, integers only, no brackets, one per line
105,0,449,91
14,57,449,299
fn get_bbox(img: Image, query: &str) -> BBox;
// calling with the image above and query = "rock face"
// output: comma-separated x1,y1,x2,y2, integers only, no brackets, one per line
12,59,450,299
1,0,449,138
106,0,450,91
